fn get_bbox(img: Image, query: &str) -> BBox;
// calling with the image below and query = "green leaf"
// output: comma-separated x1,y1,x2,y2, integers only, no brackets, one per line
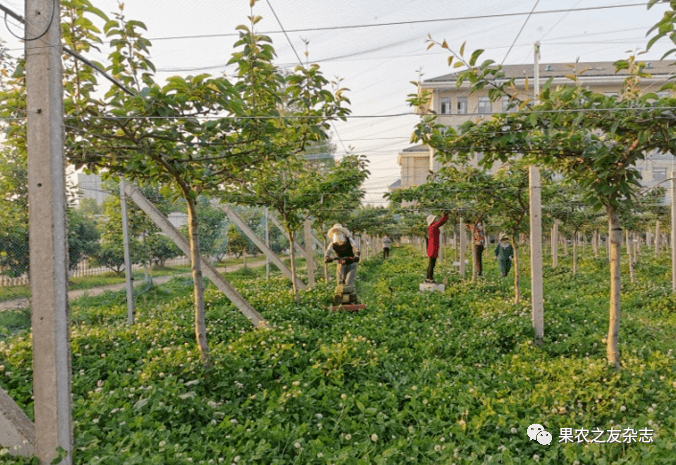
469,49,484,67
356,400,365,413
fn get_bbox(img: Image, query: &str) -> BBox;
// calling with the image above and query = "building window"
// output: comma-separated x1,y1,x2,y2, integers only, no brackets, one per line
457,97,467,114
478,97,492,114
653,167,667,182
440,97,452,114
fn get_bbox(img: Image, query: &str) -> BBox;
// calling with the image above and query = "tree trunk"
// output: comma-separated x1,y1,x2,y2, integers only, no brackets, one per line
607,206,622,370
513,241,520,304
582,233,586,253
655,220,661,256
626,229,635,284
593,230,599,258
186,196,210,367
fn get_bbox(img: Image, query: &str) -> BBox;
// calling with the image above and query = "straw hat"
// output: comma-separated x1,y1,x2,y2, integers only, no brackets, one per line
426,214,437,227
327,223,351,239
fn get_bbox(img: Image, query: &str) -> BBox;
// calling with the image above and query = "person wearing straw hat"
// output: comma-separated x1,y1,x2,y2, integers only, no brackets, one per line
494,234,514,277
324,223,361,298
425,211,449,283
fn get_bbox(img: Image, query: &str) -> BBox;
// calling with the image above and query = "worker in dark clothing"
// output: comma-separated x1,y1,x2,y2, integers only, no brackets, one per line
324,223,361,294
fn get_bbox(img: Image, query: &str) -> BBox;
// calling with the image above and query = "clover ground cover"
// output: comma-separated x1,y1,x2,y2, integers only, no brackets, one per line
1,245,675,464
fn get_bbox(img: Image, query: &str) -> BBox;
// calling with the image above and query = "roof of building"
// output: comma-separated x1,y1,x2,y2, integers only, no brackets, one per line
423,60,676,84
388,178,401,189
400,144,429,153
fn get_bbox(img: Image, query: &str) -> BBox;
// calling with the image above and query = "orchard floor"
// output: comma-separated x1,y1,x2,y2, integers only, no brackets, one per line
0,260,268,312
1,245,676,464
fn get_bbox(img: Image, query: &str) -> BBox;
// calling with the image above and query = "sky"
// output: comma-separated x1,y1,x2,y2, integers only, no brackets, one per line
1,0,674,205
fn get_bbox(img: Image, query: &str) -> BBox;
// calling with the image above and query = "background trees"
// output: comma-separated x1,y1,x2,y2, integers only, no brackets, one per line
0,0,352,366
405,40,674,369
222,153,369,300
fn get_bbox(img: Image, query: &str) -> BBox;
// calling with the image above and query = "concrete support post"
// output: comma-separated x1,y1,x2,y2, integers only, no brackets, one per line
459,218,466,277
264,207,270,280
124,184,267,327
120,180,135,324
221,206,305,290
0,387,35,458
529,166,544,342
552,219,559,268
304,219,315,287
25,1,73,463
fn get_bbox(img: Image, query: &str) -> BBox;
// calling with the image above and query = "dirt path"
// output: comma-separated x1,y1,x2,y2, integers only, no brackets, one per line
0,260,267,312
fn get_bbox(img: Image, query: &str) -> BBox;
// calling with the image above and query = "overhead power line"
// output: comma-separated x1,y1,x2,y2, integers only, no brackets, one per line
0,3,135,96
263,0,348,154
2,2,650,50
502,0,540,65
133,3,663,43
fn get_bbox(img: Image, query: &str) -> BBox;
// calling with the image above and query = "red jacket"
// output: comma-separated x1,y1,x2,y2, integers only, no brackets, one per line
427,213,448,258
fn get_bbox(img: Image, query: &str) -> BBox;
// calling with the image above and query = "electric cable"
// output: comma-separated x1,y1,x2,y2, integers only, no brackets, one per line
502,0,540,65
105,3,665,41
0,0,56,42
262,0,349,155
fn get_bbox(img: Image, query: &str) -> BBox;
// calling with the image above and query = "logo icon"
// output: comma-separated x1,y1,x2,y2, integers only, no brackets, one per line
527,424,552,445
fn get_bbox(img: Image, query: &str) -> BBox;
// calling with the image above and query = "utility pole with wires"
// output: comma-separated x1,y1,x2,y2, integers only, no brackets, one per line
25,0,73,463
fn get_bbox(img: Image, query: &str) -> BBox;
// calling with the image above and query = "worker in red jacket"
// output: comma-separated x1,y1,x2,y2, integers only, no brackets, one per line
425,211,449,283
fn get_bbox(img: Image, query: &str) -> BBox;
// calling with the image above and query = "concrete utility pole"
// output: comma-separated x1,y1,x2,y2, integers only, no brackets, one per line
25,0,73,463
534,41,540,98
529,166,545,342
529,42,544,342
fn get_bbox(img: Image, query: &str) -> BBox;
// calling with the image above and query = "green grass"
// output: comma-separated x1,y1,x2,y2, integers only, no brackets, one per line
1,245,675,464
0,256,274,303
